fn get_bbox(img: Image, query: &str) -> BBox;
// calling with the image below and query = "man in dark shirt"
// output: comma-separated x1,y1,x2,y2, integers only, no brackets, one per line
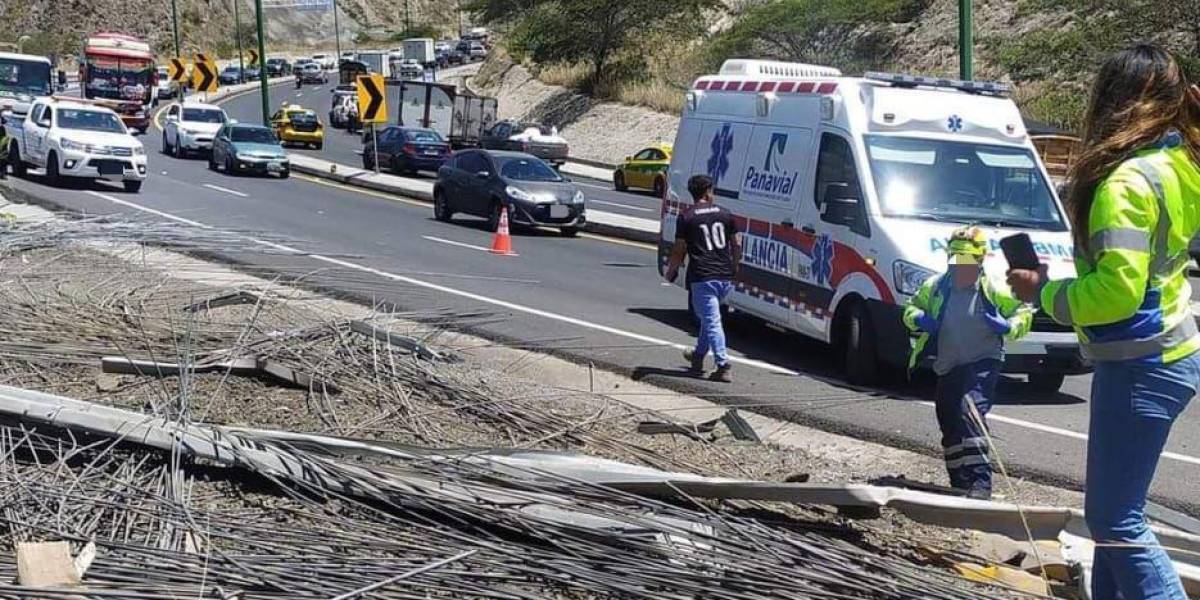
664,174,741,382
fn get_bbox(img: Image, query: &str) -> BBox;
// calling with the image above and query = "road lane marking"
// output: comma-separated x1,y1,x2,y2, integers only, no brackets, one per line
203,183,249,198
587,199,654,213
293,174,429,208
75,185,1200,468
422,235,492,253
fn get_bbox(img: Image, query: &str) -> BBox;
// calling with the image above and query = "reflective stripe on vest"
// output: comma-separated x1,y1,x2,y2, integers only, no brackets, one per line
1075,158,1192,361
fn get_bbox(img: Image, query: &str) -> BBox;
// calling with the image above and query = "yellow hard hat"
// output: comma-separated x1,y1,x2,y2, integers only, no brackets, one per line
947,226,987,263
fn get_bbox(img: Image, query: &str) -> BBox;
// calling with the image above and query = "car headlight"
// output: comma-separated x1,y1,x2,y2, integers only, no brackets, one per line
60,138,87,152
893,260,937,296
572,190,585,204
506,186,534,202
133,145,145,156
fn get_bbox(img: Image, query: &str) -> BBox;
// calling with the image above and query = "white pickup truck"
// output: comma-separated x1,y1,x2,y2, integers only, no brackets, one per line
5,98,148,192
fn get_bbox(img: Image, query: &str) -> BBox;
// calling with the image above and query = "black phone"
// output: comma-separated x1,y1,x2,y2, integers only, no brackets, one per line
1000,233,1040,270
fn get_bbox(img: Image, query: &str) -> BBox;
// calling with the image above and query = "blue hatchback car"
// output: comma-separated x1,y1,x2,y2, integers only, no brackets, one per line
362,127,452,176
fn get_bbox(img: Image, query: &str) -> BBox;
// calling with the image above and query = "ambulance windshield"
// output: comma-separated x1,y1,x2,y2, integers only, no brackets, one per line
866,136,1066,231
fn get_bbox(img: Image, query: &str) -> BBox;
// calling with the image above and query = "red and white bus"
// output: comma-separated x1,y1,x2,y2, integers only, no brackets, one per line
80,33,155,133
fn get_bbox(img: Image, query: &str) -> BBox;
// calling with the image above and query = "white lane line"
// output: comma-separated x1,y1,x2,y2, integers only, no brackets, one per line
76,190,1200,468
202,183,249,198
422,235,492,253
588,199,654,213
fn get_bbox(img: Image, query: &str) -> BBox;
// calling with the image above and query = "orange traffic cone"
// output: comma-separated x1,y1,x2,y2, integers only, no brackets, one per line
489,206,517,256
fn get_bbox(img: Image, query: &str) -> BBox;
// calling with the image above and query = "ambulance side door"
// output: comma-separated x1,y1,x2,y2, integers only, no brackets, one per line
793,130,872,338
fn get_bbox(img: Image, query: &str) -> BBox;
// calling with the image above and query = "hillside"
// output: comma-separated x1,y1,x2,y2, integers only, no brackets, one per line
0,0,464,60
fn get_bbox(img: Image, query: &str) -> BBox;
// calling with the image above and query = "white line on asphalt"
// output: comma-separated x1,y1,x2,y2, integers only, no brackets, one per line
422,235,492,252
74,190,1200,468
202,184,249,198
588,199,654,213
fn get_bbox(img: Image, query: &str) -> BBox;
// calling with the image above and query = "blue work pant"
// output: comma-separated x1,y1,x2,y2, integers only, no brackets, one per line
690,280,732,368
1086,353,1200,600
935,359,1000,494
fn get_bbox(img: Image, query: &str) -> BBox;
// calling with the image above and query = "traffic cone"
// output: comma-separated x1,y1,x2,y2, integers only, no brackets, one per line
489,206,517,256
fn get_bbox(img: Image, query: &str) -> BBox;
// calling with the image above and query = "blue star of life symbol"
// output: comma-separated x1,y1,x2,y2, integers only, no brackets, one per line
707,123,734,183
812,234,834,286
947,115,964,132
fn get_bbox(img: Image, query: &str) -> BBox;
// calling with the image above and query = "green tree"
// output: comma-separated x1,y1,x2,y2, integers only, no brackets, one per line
471,0,716,90
707,0,929,73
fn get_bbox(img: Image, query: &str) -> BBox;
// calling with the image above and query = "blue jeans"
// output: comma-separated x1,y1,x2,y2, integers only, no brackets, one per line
690,280,732,367
1087,352,1200,600
935,358,999,493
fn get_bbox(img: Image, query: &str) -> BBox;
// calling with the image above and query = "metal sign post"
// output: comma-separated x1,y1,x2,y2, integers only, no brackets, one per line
371,123,380,174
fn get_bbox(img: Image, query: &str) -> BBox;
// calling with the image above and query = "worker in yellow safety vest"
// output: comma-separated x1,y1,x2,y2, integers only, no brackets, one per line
902,225,1032,499
1008,44,1200,600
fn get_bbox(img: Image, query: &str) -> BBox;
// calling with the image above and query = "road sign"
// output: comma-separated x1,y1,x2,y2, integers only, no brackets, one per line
167,58,187,83
191,55,218,93
357,74,387,124
247,49,259,65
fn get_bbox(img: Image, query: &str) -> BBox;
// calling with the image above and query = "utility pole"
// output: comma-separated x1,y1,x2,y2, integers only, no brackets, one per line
958,0,973,80
234,0,246,83
332,0,342,64
171,0,181,56
255,0,270,124
405,0,411,34
456,0,463,38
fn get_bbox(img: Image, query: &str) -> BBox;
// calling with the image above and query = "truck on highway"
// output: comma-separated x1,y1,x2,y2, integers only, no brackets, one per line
402,38,435,67
356,51,392,79
5,96,148,192
660,59,1086,392
79,33,155,133
391,80,497,148
0,52,53,111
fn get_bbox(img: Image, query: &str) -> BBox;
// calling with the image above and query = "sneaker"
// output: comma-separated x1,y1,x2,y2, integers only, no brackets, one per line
682,349,704,374
711,363,733,383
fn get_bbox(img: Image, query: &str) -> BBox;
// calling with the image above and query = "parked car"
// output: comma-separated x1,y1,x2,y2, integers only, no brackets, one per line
455,40,472,54
294,57,315,70
469,43,487,60
5,98,148,193
161,101,228,157
433,150,585,236
311,53,336,70
297,63,328,84
363,126,451,175
209,123,290,178
266,58,291,77
219,66,243,85
270,104,324,149
613,143,672,196
339,51,357,65
480,121,569,167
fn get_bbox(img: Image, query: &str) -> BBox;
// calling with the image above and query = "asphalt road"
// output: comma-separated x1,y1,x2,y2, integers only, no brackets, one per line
7,90,1200,516
227,80,663,220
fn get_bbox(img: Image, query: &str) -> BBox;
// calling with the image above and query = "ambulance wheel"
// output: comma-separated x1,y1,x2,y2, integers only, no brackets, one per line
1028,373,1065,394
842,302,880,386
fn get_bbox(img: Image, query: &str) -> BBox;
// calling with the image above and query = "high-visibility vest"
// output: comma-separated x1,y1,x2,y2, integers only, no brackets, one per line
902,274,1033,371
1040,144,1200,363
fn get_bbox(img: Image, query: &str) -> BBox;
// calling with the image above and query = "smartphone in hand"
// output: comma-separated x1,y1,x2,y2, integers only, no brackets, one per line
1000,233,1040,270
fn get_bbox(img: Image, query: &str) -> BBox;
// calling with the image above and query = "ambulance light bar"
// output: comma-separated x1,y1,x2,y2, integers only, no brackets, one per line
864,72,1011,97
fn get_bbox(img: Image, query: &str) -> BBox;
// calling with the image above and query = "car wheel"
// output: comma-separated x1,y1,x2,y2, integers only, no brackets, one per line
45,152,61,186
560,226,579,237
433,191,453,222
173,138,183,158
362,153,374,170
279,168,290,179
614,171,627,192
487,200,503,232
10,146,26,177
208,152,218,171
225,155,236,175
161,131,170,155
123,180,142,193
842,301,881,386
315,141,323,150
1028,373,1065,394
653,176,665,199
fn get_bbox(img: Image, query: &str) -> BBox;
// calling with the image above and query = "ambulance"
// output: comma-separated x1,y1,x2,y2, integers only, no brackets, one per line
658,60,1088,392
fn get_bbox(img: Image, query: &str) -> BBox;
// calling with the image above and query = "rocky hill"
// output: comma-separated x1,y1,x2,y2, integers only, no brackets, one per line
0,0,464,60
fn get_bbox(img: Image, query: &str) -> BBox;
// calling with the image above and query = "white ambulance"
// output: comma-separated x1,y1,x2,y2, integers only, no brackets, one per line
659,60,1087,392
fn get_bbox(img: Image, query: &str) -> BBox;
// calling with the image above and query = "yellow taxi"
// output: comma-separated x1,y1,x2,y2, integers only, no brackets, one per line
613,143,672,196
270,104,325,149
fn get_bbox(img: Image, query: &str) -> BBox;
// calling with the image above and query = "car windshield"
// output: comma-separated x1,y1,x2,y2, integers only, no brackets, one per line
0,58,52,98
223,67,240,74
289,111,318,124
405,130,443,143
231,127,278,144
57,109,126,133
304,65,320,72
499,157,561,182
517,123,553,136
183,108,225,123
866,135,1065,231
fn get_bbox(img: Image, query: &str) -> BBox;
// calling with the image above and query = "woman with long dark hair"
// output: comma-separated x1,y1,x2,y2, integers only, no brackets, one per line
1008,44,1200,599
